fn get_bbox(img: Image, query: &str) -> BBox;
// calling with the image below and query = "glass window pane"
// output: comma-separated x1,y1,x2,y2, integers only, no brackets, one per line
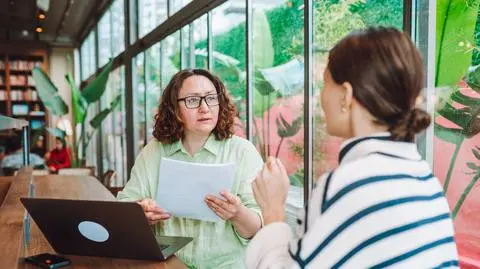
212,0,246,137
80,41,89,81
111,0,125,56
138,0,167,38
161,31,181,89
85,103,98,169
146,43,162,142
98,10,112,67
181,24,194,69
101,66,127,186
193,14,208,69
81,31,97,81
428,0,480,262
129,0,137,44
312,0,403,180
251,1,305,226
88,30,97,76
169,0,190,15
133,53,146,155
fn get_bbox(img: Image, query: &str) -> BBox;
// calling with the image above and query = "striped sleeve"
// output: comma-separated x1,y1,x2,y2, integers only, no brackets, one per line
244,173,331,269
286,158,458,268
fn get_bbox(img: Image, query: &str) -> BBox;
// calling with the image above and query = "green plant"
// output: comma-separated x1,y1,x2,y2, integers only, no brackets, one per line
32,60,117,167
452,145,480,218
436,66,480,194
434,0,480,197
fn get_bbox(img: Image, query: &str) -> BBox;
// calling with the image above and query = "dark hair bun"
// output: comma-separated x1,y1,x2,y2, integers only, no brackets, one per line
390,108,431,141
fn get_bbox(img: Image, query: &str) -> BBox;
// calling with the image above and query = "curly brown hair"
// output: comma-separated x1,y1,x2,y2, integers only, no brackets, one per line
152,69,238,144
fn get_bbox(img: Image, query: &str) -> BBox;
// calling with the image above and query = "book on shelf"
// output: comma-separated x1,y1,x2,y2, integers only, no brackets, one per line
9,90,39,101
10,75,27,85
27,75,34,86
10,60,42,71
0,90,6,101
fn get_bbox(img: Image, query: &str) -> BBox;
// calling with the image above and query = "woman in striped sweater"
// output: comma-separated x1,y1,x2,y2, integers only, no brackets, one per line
246,27,458,268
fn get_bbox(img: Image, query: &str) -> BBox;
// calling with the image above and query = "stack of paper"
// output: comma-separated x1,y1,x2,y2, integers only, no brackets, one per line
156,158,236,222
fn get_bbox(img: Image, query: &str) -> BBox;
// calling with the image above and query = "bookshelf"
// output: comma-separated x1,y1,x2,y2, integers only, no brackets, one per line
0,49,49,153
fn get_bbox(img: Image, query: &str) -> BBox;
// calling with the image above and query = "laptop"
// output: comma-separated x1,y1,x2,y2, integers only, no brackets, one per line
20,197,193,261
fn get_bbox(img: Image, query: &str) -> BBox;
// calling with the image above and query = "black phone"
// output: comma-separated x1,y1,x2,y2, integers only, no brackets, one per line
24,253,71,269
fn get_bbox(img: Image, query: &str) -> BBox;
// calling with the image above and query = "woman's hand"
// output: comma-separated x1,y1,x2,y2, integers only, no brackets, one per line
252,157,290,225
137,198,171,225
205,191,244,221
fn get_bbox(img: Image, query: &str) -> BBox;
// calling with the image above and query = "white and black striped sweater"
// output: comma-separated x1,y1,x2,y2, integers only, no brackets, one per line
246,133,458,269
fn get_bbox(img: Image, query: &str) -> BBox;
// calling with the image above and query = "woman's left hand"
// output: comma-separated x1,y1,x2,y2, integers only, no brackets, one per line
205,191,243,221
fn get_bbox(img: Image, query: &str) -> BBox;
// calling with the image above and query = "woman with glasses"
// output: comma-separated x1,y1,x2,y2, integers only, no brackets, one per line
117,69,263,268
245,27,458,268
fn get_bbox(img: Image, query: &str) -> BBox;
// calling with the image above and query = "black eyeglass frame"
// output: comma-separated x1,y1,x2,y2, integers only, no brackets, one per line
177,93,221,109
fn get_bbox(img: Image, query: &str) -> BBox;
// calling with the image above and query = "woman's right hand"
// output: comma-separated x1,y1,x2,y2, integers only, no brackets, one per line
137,198,171,225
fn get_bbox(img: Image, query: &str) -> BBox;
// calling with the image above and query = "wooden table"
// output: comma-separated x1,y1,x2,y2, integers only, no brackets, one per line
0,169,187,269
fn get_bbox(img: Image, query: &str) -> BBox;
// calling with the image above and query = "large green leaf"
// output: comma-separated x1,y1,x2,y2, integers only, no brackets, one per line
436,101,471,129
253,88,277,117
277,113,303,138
434,123,463,143
81,60,114,104
435,0,479,87
89,95,122,129
32,67,69,116
467,64,480,91
252,9,274,68
450,89,480,106
254,69,276,96
65,73,87,124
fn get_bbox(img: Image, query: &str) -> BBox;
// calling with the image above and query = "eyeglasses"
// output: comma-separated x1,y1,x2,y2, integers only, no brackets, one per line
177,94,220,109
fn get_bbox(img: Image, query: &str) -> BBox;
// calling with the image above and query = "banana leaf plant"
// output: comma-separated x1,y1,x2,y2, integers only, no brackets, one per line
31,60,118,167
452,145,480,218
276,112,302,157
433,0,479,199
436,66,480,193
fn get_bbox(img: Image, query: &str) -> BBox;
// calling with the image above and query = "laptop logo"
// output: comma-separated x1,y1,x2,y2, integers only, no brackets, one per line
78,221,109,242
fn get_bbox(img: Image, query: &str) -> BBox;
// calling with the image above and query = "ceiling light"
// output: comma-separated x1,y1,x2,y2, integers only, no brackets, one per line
38,13,46,20
35,27,43,33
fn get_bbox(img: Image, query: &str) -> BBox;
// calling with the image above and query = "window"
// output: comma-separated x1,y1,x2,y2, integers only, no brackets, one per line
161,31,181,89
111,0,125,56
145,43,162,142
80,30,96,80
425,0,480,263
312,0,403,180
169,0,190,15
138,0,167,38
250,0,305,227
133,53,146,155
192,14,208,69
102,66,127,186
98,10,112,67
212,0,247,137
181,24,194,69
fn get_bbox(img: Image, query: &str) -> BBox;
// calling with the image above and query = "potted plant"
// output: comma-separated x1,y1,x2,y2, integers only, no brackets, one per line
31,59,120,168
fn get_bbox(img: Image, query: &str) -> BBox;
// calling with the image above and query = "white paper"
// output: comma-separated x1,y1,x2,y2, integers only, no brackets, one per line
156,157,236,222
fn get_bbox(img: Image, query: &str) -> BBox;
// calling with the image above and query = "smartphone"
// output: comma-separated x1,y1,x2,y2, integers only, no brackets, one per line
24,253,71,269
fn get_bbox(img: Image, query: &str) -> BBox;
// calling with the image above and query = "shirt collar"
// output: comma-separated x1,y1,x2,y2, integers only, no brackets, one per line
163,134,221,157
338,132,422,164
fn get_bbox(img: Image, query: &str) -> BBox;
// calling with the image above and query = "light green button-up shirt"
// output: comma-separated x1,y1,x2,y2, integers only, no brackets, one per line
117,135,264,269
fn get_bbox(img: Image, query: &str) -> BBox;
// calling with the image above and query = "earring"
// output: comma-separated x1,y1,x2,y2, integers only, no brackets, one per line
341,101,347,112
